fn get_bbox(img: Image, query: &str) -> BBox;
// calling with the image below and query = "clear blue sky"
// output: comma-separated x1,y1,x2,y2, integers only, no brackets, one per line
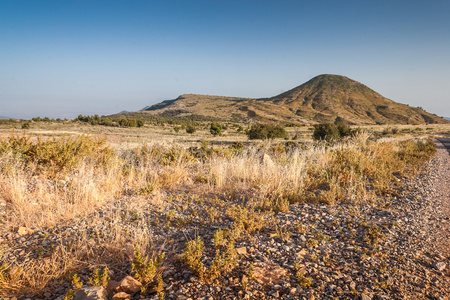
1,0,449,119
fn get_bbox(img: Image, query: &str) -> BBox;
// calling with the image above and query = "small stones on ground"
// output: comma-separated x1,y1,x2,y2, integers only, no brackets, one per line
434,261,446,271
116,276,142,293
74,286,108,300
17,226,35,236
112,292,131,300
236,246,247,255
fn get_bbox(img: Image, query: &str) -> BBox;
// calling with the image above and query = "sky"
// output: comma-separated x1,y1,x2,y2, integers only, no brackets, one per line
1,0,449,119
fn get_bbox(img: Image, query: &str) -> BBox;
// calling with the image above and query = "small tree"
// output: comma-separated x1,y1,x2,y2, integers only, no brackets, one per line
210,122,223,136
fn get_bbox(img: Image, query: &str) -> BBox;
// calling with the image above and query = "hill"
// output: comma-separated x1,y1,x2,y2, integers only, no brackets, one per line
134,74,448,125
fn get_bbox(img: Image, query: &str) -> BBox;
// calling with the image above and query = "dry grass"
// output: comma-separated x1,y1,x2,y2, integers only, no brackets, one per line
0,128,439,296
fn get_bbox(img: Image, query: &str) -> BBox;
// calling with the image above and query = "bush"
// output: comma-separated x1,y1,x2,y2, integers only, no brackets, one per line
313,123,339,141
246,123,287,140
0,134,114,178
186,124,196,134
210,122,223,136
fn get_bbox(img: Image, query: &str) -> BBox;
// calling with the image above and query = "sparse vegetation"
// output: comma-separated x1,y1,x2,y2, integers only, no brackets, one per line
0,123,444,298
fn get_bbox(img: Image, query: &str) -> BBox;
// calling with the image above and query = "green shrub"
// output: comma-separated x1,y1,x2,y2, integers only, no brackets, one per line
246,123,287,140
230,141,244,151
313,123,340,141
210,122,223,136
186,124,196,134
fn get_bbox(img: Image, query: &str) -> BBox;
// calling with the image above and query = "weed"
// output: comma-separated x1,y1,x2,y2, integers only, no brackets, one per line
155,273,165,300
63,289,74,300
132,246,165,287
182,236,238,283
68,273,83,289
294,264,314,289
182,236,205,280
275,225,292,241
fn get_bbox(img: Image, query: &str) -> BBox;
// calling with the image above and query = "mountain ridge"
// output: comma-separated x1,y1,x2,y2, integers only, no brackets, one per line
137,74,447,125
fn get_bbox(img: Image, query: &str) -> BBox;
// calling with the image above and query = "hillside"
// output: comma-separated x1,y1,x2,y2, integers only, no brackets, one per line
136,74,447,125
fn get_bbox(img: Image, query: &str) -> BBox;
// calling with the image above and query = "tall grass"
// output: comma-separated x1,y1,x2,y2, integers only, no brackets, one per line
0,132,436,296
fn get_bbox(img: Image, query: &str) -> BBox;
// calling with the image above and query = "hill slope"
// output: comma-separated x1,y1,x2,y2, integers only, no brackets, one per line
137,74,447,125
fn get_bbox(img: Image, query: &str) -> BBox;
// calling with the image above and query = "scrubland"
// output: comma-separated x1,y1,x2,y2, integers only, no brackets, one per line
0,123,447,298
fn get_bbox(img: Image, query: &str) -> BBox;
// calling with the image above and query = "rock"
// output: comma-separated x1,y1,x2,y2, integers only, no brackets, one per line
116,276,142,293
296,248,307,258
361,294,372,300
18,226,35,236
112,292,131,300
272,284,282,290
74,286,108,300
434,261,446,271
106,280,120,294
236,247,247,255
251,263,287,285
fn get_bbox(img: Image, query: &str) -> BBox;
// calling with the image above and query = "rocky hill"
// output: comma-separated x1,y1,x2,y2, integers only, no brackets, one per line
138,74,447,125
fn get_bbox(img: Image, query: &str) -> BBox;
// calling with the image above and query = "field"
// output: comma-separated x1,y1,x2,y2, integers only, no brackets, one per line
0,121,449,299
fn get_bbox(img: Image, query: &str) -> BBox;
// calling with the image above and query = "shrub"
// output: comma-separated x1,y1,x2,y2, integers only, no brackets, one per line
336,122,352,137
230,142,244,151
312,123,340,141
210,122,223,136
186,124,196,134
246,123,287,140
0,134,114,178
132,246,165,287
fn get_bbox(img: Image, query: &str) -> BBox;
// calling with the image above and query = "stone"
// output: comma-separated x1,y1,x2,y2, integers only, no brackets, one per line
251,263,287,285
236,247,247,255
116,276,142,293
361,294,372,300
74,286,108,300
106,280,120,294
296,248,307,258
112,292,130,300
434,261,446,271
18,226,35,236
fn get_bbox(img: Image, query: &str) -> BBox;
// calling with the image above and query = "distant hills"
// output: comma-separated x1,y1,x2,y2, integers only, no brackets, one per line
132,74,448,125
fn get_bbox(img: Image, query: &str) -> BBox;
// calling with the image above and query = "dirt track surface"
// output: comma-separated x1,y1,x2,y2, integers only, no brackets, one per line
426,139,450,258
436,137,450,154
